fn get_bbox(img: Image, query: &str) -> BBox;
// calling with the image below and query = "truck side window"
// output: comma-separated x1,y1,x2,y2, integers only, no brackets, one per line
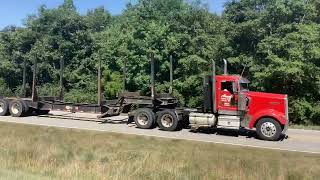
221,81,237,107
221,81,234,94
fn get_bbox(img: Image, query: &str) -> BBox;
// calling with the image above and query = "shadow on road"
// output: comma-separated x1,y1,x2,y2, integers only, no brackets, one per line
189,128,258,139
188,128,287,141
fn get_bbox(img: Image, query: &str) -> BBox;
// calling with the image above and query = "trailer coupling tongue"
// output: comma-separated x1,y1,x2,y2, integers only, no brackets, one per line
97,107,121,119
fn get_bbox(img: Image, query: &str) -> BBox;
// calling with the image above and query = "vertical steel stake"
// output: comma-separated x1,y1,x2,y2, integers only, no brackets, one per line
123,57,127,91
31,58,38,102
150,54,155,100
169,55,173,95
97,58,102,106
21,59,27,97
59,58,64,100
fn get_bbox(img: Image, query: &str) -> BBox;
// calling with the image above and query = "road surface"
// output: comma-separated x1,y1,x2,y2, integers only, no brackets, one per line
0,111,319,154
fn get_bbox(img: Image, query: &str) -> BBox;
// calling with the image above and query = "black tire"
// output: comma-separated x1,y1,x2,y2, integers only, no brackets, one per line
9,100,26,117
134,108,155,129
256,118,282,141
157,110,179,131
0,99,9,116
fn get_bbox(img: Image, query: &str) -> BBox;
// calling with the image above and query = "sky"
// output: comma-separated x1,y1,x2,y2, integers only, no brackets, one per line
0,0,229,29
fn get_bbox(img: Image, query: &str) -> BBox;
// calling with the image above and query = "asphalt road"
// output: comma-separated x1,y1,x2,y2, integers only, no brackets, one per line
0,112,319,154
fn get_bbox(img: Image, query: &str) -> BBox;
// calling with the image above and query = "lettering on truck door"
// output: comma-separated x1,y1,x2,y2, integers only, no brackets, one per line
219,81,238,111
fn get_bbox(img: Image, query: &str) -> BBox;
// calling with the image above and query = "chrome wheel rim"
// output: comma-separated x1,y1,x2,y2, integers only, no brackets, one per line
161,114,174,128
11,103,20,115
261,122,277,137
137,113,149,125
0,102,4,113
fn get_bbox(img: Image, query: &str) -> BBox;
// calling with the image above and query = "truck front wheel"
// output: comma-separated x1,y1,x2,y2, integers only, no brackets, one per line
157,110,179,131
134,108,155,129
256,118,282,141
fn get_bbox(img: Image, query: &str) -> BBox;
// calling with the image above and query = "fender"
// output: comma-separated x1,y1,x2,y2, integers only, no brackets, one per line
248,109,286,129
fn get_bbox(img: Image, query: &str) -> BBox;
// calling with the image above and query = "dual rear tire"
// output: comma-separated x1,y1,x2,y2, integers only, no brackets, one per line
134,108,156,129
0,99,9,116
134,108,179,131
9,100,28,117
0,99,28,117
156,110,179,131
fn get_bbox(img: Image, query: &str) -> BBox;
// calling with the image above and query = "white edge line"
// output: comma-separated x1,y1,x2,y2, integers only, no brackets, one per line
1,120,320,155
288,128,320,133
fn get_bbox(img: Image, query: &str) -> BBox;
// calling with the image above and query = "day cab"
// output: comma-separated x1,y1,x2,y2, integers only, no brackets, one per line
189,62,289,141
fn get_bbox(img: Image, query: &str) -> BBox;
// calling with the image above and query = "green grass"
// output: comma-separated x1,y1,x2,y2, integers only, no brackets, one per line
290,124,320,131
0,122,319,180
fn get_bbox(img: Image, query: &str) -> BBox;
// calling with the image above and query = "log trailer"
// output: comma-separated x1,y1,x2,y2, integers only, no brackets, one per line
0,55,289,141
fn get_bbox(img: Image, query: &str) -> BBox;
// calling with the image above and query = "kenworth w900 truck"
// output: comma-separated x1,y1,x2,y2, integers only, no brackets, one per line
0,56,288,141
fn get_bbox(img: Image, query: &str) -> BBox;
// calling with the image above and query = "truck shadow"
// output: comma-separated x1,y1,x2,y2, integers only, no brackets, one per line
189,128,287,141
190,128,258,139
100,118,129,124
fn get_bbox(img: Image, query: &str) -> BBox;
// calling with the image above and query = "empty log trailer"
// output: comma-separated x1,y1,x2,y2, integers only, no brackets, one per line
0,55,289,141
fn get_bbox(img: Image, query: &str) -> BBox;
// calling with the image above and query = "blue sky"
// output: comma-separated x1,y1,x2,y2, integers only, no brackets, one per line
0,0,228,29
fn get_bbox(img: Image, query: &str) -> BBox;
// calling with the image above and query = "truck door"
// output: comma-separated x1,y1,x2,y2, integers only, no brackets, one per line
218,80,238,112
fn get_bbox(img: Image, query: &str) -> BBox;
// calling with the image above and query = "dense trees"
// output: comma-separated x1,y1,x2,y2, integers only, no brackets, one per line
223,0,320,124
0,0,319,125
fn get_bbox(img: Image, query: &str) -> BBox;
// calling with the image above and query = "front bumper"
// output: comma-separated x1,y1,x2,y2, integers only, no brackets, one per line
282,95,289,134
282,119,289,134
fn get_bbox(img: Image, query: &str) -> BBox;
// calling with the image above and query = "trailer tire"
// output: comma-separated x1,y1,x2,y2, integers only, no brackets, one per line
256,118,282,141
9,100,26,117
134,108,155,129
157,110,179,131
0,99,9,116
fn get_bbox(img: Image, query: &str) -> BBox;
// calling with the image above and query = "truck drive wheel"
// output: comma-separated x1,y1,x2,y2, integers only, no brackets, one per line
256,118,282,141
0,99,9,116
157,110,179,131
134,108,155,129
9,100,26,117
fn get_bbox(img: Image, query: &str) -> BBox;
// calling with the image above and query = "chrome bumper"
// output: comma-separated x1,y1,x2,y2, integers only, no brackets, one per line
282,95,289,134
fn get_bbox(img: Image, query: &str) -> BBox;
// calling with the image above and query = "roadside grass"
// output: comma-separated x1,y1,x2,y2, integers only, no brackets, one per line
290,124,320,131
0,122,319,180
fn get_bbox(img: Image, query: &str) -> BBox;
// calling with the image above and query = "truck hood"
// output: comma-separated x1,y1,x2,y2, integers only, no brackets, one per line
243,91,286,100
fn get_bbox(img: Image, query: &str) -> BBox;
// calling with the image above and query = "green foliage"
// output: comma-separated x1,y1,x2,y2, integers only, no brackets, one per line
0,78,13,97
223,0,320,125
290,99,320,125
37,83,61,97
0,0,320,124
103,70,123,99
64,89,97,104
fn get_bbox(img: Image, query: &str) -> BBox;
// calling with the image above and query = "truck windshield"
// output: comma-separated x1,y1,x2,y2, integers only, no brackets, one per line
239,78,250,91
240,83,249,91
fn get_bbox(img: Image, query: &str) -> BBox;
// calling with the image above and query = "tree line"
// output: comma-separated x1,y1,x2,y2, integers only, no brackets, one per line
0,0,319,125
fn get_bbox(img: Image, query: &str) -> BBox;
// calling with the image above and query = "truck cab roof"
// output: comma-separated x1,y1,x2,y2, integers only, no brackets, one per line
215,75,250,83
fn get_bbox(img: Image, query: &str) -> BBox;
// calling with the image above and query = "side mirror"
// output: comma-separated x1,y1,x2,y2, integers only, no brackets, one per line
232,82,238,94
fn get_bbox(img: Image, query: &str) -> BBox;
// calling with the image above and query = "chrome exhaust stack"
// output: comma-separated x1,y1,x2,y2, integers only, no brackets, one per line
223,59,228,75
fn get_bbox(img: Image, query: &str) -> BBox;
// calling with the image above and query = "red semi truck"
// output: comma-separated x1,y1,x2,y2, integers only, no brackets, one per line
0,57,289,141
130,59,289,141
187,71,289,141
